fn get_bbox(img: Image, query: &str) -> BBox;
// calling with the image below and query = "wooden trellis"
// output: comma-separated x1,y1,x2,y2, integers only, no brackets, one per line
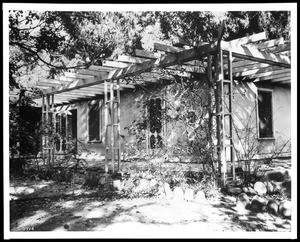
33,31,291,181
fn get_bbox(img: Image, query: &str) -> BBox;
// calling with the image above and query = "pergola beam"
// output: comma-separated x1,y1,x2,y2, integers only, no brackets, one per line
244,69,290,80
229,31,267,46
157,42,218,68
233,65,286,78
254,73,291,82
244,37,284,50
221,41,291,68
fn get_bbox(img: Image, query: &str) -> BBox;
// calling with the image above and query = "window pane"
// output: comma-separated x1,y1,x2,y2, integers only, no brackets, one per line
258,91,273,138
89,101,100,141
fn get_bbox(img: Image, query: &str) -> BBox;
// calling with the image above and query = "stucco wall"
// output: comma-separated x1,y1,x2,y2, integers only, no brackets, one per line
67,79,290,160
231,81,291,159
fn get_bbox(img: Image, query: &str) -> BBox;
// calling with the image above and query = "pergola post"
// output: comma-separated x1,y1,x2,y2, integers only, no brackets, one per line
51,94,55,165
228,51,235,181
110,79,115,173
116,79,121,172
104,80,109,173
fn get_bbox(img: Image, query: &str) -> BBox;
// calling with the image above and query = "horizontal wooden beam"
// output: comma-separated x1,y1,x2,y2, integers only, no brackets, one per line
107,59,155,80
233,65,286,78
117,55,149,64
244,69,290,80
268,76,291,83
154,43,184,53
253,71,291,81
221,41,291,68
64,71,109,80
229,31,267,46
231,62,271,73
134,49,159,59
36,81,62,88
102,60,130,68
166,64,205,74
244,37,284,50
157,42,218,68
88,65,116,72
263,43,291,54
76,69,110,77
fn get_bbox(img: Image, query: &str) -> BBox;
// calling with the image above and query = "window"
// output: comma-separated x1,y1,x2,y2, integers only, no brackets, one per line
55,109,77,152
257,90,273,138
148,98,163,149
88,100,103,142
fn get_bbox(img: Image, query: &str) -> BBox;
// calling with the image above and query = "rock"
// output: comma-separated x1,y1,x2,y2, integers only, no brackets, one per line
267,199,279,215
135,179,149,192
250,195,266,212
149,179,158,187
256,212,267,221
236,193,251,208
145,174,154,180
247,187,257,195
113,180,122,191
278,201,292,218
173,186,184,201
184,188,194,201
236,193,250,214
265,181,274,194
164,182,173,198
242,187,248,193
63,224,70,229
195,190,207,203
254,181,267,195
227,187,243,196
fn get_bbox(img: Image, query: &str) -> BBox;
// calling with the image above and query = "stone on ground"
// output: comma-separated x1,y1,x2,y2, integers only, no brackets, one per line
173,186,184,201
184,188,194,201
195,190,207,203
278,200,292,218
149,179,158,187
236,193,250,209
113,180,122,191
247,186,257,195
134,179,149,192
250,195,266,212
227,186,242,196
254,181,267,195
266,199,279,215
164,182,173,198
265,181,274,194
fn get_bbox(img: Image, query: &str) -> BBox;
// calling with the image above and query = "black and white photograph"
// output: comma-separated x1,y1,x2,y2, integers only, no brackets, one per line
3,3,297,239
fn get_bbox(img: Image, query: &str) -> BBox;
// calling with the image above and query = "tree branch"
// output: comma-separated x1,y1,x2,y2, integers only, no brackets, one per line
10,41,93,70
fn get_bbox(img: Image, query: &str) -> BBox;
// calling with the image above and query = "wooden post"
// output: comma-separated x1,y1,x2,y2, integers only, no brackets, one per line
228,51,235,181
41,94,45,166
51,94,55,165
110,79,115,173
145,104,149,154
219,48,226,187
46,94,51,166
214,53,221,175
104,80,108,173
117,79,121,172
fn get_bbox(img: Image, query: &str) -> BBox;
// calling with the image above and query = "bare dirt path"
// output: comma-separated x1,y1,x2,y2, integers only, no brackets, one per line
8,178,292,238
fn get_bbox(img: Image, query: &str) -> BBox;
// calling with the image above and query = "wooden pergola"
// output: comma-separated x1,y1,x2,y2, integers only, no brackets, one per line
33,31,291,183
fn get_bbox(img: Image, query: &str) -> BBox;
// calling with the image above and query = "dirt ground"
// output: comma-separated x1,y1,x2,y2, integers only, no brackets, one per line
8,177,294,239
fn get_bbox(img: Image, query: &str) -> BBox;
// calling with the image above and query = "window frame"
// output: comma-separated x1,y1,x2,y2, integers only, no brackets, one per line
256,88,275,140
87,99,103,143
147,95,166,150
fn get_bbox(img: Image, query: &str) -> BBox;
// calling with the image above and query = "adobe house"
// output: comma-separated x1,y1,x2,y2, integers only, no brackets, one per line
32,31,291,184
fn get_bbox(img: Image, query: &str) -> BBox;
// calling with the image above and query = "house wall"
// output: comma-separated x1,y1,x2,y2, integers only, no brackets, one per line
231,81,291,160
67,79,290,161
